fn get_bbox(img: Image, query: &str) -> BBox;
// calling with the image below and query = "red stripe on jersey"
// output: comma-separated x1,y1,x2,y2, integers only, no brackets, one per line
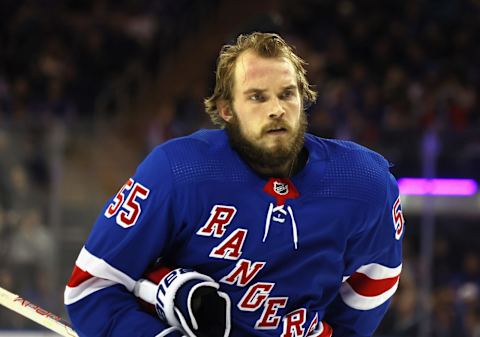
346,272,400,297
67,266,94,287
319,321,333,337
144,266,172,284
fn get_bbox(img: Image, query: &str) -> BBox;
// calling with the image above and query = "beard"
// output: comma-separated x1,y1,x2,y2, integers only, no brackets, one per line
226,110,307,172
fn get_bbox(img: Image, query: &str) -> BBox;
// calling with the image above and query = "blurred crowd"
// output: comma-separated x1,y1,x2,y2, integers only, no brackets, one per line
0,0,220,128
0,0,479,335
376,219,480,337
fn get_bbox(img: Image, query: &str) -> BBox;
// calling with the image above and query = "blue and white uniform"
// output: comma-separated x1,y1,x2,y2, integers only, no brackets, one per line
65,129,404,337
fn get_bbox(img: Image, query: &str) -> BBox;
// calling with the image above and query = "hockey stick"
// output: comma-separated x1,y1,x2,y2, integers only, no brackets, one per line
0,286,78,337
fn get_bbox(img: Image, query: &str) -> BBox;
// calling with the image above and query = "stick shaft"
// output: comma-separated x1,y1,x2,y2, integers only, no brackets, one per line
0,286,78,337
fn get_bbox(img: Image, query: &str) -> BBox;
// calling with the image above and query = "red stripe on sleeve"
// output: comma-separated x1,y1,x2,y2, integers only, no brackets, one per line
346,272,400,297
67,266,94,287
144,266,172,284
319,321,333,337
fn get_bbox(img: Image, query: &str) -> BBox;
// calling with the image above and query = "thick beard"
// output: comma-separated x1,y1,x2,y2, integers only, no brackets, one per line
226,112,307,173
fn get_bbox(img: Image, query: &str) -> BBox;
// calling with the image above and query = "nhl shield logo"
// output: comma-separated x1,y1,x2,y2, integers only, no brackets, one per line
263,178,299,206
273,181,289,195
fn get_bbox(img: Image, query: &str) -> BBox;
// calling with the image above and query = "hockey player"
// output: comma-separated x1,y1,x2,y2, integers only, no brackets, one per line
65,32,404,337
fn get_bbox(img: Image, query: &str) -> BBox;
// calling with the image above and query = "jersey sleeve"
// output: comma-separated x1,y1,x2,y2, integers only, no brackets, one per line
64,147,182,337
324,171,404,337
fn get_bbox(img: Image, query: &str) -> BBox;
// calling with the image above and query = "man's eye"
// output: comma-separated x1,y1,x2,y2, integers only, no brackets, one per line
250,94,264,102
281,91,294,99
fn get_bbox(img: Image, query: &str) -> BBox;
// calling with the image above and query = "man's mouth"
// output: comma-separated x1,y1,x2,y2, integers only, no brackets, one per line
266,127,288,134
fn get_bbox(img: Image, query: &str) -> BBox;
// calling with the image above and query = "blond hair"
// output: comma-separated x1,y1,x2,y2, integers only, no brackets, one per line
204,32,317,128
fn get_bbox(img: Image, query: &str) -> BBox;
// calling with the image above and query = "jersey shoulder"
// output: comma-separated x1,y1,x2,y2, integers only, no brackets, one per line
152,129,249,185
305,134,392,205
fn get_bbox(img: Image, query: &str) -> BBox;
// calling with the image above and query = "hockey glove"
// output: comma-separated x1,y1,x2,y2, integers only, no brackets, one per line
134,267,231,337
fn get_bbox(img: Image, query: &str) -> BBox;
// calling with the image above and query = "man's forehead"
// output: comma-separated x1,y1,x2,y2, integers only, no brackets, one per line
234,51,296,84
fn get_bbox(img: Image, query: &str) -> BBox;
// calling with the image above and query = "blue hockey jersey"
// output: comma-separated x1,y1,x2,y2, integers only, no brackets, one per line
65,129,404,337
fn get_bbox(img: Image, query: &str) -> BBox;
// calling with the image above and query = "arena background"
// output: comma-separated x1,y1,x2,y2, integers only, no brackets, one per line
1,0,479,336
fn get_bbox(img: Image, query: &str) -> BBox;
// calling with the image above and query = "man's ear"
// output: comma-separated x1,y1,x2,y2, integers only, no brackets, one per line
218,101,233,122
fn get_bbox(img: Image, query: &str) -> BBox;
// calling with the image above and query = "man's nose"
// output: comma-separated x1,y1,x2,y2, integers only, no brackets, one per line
268,98,285,119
